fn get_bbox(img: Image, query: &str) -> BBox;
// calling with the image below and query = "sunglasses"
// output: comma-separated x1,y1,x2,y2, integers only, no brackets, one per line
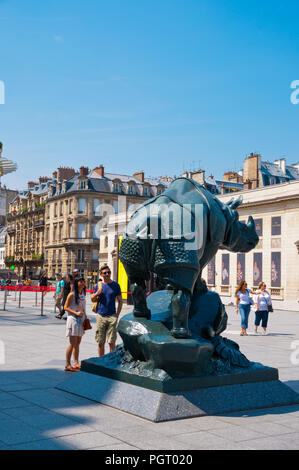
102,271,111,275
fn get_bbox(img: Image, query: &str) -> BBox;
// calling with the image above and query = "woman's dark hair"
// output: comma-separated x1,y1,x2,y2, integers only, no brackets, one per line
73,277,86,304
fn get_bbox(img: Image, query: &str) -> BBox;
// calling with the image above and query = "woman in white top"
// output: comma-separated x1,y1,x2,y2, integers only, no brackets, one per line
235,280,253,336
64,277,87,372
254,281,272,335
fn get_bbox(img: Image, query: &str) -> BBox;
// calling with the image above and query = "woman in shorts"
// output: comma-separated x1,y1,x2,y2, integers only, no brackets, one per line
64,277,87,372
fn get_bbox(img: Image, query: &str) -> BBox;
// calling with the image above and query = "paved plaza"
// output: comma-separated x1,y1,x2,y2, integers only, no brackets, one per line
0,290,299,450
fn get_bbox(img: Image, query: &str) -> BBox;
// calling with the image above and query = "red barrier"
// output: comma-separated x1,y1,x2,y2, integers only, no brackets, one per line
0,285,132,294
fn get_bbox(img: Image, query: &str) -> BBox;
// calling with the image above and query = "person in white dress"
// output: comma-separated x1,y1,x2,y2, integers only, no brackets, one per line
64,277,87,372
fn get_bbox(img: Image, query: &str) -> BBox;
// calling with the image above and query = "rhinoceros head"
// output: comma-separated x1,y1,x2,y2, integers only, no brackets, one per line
220,195,259,253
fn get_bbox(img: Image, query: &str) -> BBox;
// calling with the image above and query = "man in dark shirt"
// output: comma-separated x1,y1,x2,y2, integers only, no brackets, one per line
91,265,122,357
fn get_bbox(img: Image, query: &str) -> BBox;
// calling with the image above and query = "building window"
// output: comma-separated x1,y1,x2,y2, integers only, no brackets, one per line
221,254,230,286
144,186,149,196
59,223,63,241
93,199,100,214
114,201,118,214
58,249,62,262
77,223,86,239
93,223,99,239
114,183,119,193
253,253,263,286
53,226,57,242
69,199,73,214
67,250,71,263
78,198,86,214
271,217,281,236
92,249,98,262
54,203,57,217
77,249,85,263
128,185,134,195
80,180,86,190
60,202,63,216
271,252,281,287
52,250,56,262
254,219,263,237
69,223,73,238
104,236,108,248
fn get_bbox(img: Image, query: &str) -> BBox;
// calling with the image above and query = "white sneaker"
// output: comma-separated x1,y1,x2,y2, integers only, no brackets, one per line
253,330,258,335
262,330,267,335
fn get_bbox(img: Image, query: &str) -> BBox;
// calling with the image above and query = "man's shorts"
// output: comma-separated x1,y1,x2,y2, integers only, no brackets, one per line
55,295,62,308
95,314,117,344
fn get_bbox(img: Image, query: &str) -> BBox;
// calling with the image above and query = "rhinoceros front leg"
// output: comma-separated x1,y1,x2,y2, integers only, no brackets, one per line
171,289,191,338
130,280,151,320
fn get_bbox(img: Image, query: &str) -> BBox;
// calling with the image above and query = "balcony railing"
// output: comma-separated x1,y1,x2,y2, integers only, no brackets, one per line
33,221,44,227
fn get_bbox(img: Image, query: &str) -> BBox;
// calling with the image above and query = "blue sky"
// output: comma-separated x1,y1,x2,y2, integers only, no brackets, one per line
1,0,299,189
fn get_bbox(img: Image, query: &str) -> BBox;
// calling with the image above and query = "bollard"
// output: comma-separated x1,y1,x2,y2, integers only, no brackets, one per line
35,291,38,307
14,289,17,301
3,287,7,311
41,290,44,316
18,289,22,308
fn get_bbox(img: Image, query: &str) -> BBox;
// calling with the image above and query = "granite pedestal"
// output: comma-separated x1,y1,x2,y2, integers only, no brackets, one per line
57,369,299,422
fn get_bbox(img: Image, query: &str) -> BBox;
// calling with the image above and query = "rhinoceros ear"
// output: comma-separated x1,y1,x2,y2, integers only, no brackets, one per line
227,195,243,210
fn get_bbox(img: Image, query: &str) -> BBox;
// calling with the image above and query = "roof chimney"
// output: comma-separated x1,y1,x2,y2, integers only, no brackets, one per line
191,169,205,185
52,171,58,180
39,176,50,185
57,167,76,182
79,166,89,177
28,181,38,189
274,158,286,175
93,165,104,177
134,171,144,182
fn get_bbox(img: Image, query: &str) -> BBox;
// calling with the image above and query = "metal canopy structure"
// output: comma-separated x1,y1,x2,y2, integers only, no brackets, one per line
0,142,17,177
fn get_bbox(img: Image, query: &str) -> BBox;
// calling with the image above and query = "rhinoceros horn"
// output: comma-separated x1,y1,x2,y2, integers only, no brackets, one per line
246,215,255,230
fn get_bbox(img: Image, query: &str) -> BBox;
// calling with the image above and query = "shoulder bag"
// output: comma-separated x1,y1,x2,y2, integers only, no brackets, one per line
91,282,102,313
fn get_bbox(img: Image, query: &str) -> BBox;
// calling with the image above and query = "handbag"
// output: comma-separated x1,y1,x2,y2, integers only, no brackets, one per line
91,282,102,313
83,317,92,330
267,304,273,313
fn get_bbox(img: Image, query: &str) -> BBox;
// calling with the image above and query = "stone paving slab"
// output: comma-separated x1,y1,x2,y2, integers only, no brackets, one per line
0,294,299,449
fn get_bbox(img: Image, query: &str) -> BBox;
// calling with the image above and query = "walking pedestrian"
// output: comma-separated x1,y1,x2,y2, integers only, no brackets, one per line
56,273,73,319
91,265,123,357
39,271,48,297
253,282,273,335
64,277,88,372
54,273,64,316
235,280,253,336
